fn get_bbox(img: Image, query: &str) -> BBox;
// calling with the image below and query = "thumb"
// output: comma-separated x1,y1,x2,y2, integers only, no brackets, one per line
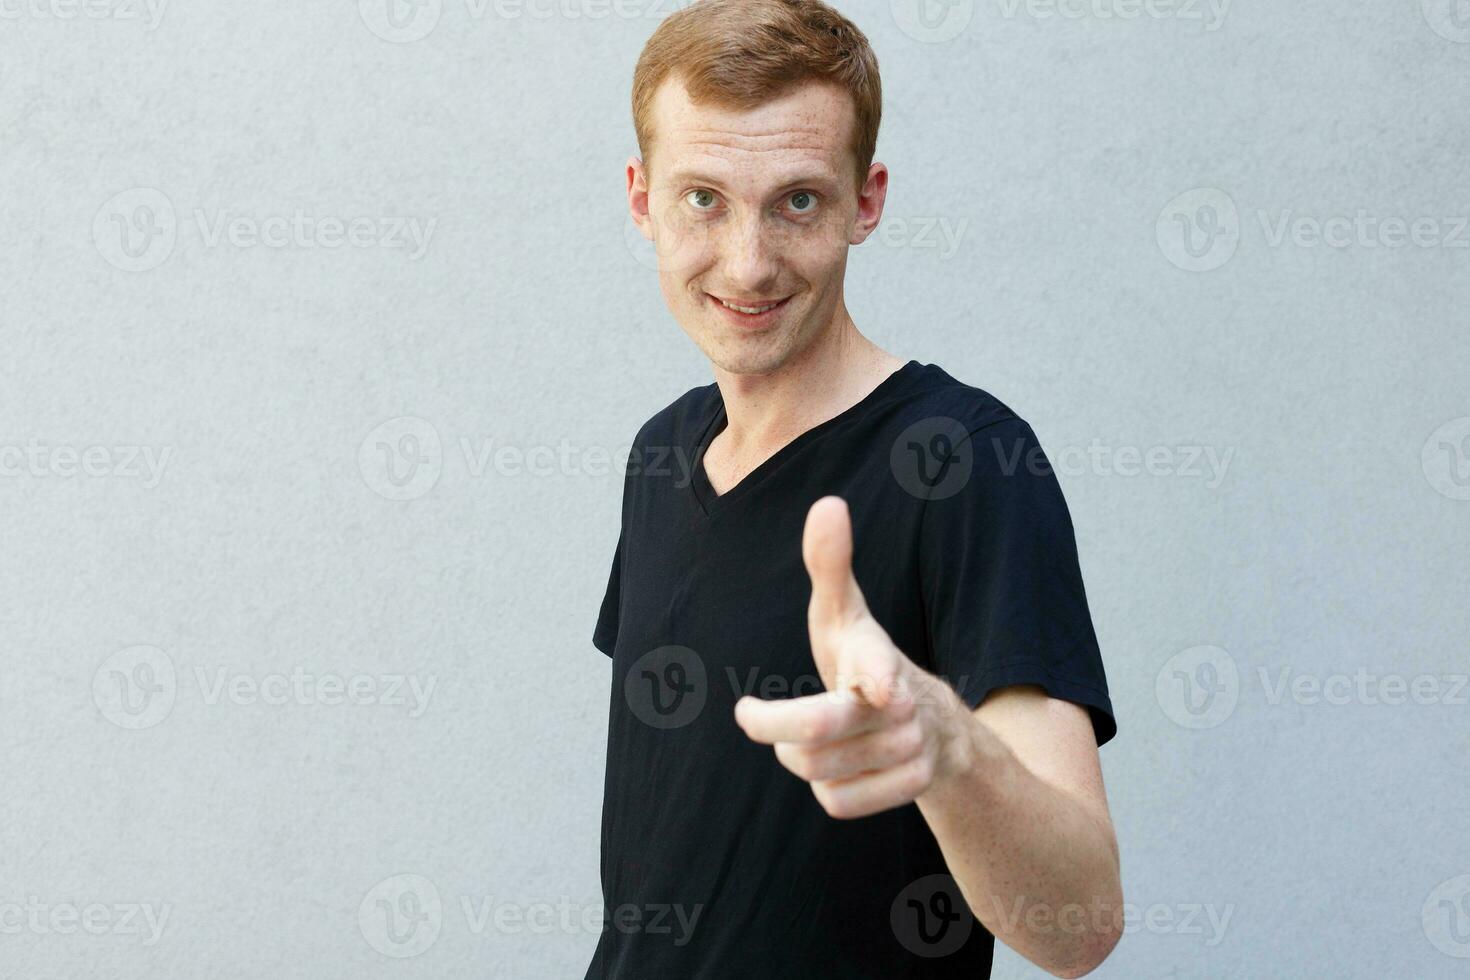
803,495,869,639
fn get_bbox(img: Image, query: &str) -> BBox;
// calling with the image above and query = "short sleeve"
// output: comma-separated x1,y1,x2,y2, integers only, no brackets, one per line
918,417,1116,746
592,526,622,657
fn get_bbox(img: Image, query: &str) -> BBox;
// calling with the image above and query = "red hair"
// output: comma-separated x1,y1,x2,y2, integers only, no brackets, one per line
632,0,882,190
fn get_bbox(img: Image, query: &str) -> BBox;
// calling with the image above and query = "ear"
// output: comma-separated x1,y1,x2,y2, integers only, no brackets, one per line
627,155,653,240
849,162,889,247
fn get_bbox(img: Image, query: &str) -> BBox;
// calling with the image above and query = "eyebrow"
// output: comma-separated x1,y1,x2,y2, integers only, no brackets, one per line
661,167,840,193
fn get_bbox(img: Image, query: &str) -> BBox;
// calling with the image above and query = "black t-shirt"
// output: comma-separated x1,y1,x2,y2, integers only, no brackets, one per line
587,359,1115,980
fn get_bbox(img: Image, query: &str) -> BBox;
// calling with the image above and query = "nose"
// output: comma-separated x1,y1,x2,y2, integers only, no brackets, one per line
719,212,783,296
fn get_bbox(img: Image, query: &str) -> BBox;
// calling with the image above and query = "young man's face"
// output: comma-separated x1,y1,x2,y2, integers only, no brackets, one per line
628,77,886,377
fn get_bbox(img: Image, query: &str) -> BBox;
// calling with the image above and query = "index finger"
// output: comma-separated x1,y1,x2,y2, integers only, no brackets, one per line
733,689,886,745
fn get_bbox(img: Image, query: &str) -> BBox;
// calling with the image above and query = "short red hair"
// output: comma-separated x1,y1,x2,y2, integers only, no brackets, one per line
632,0,883,191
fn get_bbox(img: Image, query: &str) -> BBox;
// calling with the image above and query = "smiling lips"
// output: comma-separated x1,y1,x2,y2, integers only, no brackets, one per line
708,293,793,324
716,296,785,314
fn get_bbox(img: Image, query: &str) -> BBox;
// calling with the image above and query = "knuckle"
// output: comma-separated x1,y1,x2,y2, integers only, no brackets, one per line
893,723,925,760
805,751,835,782
777,743,811,780
889,694,918,723
812,781,856,819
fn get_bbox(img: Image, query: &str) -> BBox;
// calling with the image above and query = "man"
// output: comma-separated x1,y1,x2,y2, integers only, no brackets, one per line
590,1,1122,977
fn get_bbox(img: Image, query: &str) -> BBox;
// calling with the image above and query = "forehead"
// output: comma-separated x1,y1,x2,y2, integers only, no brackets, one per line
647,76,854,188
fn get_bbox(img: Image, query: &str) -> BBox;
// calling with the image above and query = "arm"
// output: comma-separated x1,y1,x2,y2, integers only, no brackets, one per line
915,680,1122,977
734,496,1122,978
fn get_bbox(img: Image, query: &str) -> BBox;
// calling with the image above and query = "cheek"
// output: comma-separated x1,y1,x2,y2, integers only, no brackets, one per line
786,228,848,283
657,271,699,314
797,211,851,255
653,209,715,280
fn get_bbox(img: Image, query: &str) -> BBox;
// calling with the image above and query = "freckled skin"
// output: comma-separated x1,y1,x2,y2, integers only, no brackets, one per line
625,77,888,379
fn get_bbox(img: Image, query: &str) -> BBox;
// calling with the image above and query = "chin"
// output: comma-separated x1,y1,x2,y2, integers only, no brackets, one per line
677,309,800,375
708,345,791,377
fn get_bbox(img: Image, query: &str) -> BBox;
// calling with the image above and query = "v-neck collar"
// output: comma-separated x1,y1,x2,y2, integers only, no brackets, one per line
688,359,921,520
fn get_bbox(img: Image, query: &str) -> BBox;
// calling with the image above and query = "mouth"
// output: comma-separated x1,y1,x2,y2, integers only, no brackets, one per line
706,293,793,329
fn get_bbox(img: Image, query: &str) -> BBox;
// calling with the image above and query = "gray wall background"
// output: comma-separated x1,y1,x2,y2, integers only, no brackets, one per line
2,0,1467,976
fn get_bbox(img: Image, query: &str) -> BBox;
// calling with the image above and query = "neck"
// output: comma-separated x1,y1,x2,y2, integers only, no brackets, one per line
710,309,906,455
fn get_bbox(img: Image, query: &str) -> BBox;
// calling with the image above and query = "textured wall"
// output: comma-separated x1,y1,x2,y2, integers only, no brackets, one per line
2,0,1467,977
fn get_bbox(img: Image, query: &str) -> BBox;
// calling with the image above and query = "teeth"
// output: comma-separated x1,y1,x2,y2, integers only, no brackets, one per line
719,298,781,315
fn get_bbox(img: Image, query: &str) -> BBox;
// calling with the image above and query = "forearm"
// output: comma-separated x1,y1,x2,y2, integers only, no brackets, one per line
914,678,1122,978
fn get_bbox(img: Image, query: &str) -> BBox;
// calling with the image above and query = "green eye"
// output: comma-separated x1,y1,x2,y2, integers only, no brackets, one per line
788,191,817,213
686,189,717,209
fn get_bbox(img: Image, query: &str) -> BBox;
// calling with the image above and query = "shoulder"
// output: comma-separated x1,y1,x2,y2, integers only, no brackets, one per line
892,361,1033,437
889,363,1066,509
